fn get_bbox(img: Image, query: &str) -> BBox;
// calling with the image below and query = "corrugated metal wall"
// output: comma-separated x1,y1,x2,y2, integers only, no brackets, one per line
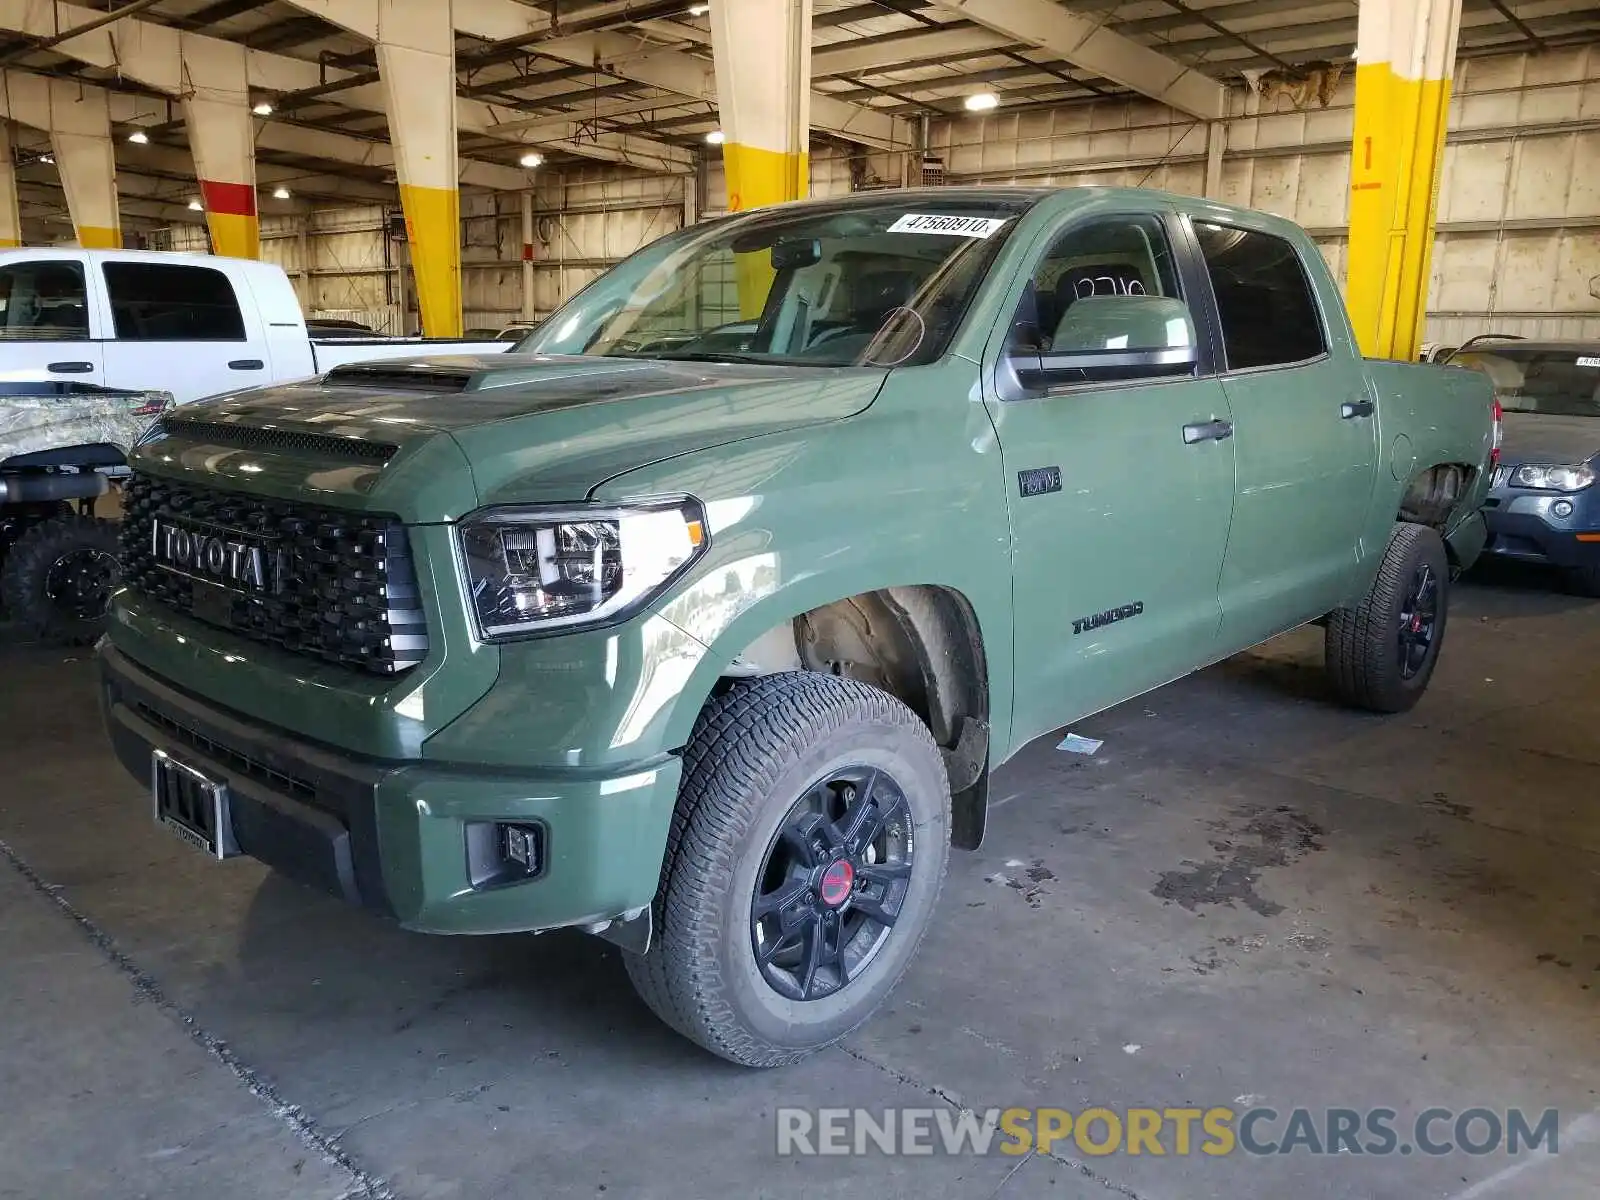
932,44,1600,344
157,47,1597,344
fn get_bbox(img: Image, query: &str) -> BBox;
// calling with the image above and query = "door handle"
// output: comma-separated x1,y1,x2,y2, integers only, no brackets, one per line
47,361,94,374
1182,418,1234,445
228,359,264,371
1341,399,1376,419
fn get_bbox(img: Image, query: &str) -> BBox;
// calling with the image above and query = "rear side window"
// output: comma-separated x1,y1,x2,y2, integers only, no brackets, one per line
103,262,246,341
0,261,89,339
1194,223,1325,370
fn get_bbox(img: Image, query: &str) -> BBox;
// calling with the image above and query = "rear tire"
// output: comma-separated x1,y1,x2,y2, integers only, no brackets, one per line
625,672,950,1068
0,515,122,645
1325,522,1449,713
1567,563,1600,598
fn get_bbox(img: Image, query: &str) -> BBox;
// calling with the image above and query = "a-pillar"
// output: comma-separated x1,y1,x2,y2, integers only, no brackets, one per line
47,78,120,249
1346,0,1462,360
377,0,461,337
0,121,21,246
182,35,259,259
710,0,811,315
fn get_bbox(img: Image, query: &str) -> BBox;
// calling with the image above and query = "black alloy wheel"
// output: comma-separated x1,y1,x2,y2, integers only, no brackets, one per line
45,545,119,622
1397,561,1439,680
751,766,914,1002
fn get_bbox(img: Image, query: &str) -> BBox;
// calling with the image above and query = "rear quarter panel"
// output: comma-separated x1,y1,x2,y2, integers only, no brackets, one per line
1359,359,1495,570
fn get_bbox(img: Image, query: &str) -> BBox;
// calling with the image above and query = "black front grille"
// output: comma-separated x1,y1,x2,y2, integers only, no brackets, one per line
134,700,318,805
120,474,428,675
160,419,398,462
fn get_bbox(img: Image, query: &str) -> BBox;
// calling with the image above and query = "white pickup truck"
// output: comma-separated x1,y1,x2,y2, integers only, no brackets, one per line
0,248,513,403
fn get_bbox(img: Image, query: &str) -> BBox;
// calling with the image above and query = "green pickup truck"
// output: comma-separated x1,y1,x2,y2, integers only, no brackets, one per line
99,187,1495,1067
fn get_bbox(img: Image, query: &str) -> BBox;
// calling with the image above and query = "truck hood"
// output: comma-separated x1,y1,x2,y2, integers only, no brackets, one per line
139,355,888,519
1497,413,1600,470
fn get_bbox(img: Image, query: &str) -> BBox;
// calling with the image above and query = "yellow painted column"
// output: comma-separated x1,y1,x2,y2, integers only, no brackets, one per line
710,0,812,316
47,78,121,249
0,121,21,247
181,34,260,259
1346,0,1462,360
376,0,461,338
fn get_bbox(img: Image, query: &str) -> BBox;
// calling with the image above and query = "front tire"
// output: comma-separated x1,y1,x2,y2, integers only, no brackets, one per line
0,515,122,646
1325,522,1449,713
1567,563,1600,598
625,672,950,1068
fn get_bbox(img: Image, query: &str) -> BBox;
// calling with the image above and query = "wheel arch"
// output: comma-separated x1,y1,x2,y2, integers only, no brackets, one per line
1397,460,1483,569
662,580,999,851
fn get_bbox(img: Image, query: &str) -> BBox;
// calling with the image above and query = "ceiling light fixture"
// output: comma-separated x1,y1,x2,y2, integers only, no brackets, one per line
40,154,53,164
964,92,999,112
519,151,544,168
272,186,291,199
687,4,709,14
252,101,274,116
705,129,726,144
128,130,149,144
188,199,204,210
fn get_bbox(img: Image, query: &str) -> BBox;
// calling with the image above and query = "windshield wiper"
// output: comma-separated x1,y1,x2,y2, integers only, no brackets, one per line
648,351,780,365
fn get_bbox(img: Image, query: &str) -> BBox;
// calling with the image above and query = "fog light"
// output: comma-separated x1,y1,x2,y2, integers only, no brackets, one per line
465,820,546,888
1552,500,1574,519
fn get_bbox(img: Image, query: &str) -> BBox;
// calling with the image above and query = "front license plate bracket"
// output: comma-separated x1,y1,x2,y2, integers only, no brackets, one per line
151,749,240,859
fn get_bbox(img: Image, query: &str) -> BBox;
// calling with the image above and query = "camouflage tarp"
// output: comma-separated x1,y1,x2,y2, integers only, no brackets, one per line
0,390,171,467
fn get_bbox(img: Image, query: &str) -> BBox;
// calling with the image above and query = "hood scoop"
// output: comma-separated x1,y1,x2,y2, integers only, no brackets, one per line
322,361,478,393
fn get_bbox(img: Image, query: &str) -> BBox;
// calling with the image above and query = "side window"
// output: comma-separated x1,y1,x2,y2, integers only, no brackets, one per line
1006,214,1198,385
1194,223,1326,370
0,261,90,340
102,263,246,341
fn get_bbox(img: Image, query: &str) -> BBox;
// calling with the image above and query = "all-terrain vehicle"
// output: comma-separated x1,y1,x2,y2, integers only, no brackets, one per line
0,382,171,644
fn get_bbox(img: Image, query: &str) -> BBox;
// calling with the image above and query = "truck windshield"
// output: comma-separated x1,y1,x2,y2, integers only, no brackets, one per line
1453,344,1600,418
518,197,1034,368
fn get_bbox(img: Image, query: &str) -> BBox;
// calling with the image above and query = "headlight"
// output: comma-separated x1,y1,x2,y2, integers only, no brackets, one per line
1510,463,1596,492
457,500,706,639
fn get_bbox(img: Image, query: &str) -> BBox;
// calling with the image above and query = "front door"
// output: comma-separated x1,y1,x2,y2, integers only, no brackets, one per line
0,256,105,387
1187,219,1380,650
984,210,1238,753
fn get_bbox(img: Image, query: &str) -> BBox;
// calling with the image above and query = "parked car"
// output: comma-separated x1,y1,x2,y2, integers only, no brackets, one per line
97,187,1496,1068
0,249,513,404
1452,337,1600,594
495,322,539,341
1,380,171,643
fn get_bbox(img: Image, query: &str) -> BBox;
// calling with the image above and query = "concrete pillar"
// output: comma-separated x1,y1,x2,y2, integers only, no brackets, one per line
182,34,259,259
710,0,811,315
377,0,461,337
46,78,120,249
1346,0,1462,360
520,190,535,321
0,121,21,246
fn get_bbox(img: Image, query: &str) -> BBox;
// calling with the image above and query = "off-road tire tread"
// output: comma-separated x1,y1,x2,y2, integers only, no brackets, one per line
0,514,121,646
1567,563,1600,599
624,671,948,1068
1325,522,1447,713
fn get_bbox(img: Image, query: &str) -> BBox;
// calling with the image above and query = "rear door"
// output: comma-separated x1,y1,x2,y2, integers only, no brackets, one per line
984,209,1238,750
99,260,270,403
1189,218,1379,650
0,256,105,385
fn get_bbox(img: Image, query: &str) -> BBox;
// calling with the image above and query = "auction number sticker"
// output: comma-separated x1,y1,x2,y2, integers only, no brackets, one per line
1577,356,1600,368
888,213,1007,238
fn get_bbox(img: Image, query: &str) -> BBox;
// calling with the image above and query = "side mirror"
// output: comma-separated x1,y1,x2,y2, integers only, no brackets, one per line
1006,294,1199,390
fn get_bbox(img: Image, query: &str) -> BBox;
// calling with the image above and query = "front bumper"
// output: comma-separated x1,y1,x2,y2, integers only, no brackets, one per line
98,642,681,935
1482,492,1600,570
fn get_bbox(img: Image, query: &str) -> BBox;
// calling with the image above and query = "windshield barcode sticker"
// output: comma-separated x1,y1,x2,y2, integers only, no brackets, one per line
888,214,1007,238
1577,356,1600,368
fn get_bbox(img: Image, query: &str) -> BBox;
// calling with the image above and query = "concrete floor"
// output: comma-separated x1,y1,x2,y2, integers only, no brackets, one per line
3,568,1599,1200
